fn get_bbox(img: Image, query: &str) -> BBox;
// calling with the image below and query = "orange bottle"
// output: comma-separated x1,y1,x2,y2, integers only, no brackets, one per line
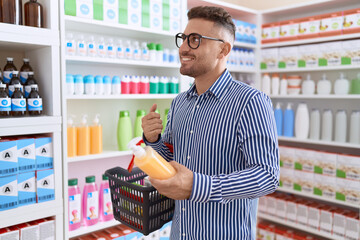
67,116,77,157
77,115,90,156
128,137,176,180
90,114,103,154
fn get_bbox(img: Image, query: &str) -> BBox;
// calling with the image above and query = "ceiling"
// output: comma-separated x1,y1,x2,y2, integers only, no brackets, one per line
218,0,317,10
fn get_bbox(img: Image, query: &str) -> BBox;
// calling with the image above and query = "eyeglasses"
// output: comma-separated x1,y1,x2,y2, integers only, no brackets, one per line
175,32,224,49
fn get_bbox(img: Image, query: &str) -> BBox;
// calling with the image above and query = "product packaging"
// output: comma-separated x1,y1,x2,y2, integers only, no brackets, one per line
279,19,299,41
35,136,53,170
297,44,319,68
343,8,360,34
18,171,36,206
319,11,343,37
0,139,18,177
278,46,298,68
0,174,18,211
262,23,279,43
36,169,55,203
341,39,360,65
298,16,321,39
260,48,278,70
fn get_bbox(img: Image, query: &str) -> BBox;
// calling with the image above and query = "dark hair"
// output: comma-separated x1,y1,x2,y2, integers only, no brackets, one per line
187,6,235,41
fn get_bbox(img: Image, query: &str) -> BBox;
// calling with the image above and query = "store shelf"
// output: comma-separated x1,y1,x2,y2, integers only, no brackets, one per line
270,95,360,99
66,94,178,100
0,200,63,228
0,23,59,49
64,16,175,40
257,212,335,240
67,150,132,163
65,55,180,69
234,41,257,49
261,65,360,73
69,219,121,238
261,33,360,48
276,188,359,208
278,136,360,149
227,67,256,73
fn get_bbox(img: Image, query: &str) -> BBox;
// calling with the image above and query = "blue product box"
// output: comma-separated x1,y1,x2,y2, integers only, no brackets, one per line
36,169,55,203
159,221,172,240
0,174,18,211
18,171,36,206
35,137,53,170
17,138,36,173
125,232,138,240
0,139,18,177
250,23,257,44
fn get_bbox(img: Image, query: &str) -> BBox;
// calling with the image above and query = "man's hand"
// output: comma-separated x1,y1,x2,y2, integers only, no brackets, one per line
149,161,194,200
142,104,163,143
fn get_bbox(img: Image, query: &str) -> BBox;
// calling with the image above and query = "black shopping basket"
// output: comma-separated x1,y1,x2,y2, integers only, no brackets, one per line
105,167,175,235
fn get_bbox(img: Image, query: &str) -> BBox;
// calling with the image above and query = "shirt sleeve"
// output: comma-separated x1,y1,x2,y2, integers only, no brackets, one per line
189,93,280,203
143,100,175,162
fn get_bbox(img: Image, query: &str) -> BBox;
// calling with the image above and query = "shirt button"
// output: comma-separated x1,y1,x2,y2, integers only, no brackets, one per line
187,156,190,160
182,208,186,211
196,105,200,109
190,130,193,134
182,233,186,237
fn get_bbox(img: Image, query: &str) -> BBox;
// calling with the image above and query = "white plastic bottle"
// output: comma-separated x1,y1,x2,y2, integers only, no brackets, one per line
317,74,332,95
261,73,271,96
74,75,84,95
87,35,97,57
66,33,76,56
334,72,350,95
335,110,347,143
116,39,125,59
125,40,133,59
321,109,333,141
309,108,320,140
77,34,87,56
97,37,106,58
279,75,287,95
295,103,309,139
271,73,280,95
349,111,360,144
302,74,315,95
133,41,141,61
107,38,116,59
141,42,150,61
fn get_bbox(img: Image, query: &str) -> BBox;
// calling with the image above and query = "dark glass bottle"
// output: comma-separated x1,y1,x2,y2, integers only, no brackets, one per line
0,83,11,117
25,72,37,98
11,84,26,116
24,0,42,28
3,57,17,84
9,71,22,97
0,0,22,25
20,58,33,84
27,84,42,116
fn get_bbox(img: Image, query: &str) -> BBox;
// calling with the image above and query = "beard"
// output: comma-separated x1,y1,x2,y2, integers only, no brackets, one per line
179,57,210,78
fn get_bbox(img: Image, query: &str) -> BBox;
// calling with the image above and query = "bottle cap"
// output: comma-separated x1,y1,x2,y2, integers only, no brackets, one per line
148,43,156,50
7,57,13,61
74,75,83,83
156,44,163,51
85,175,95,183
23,58,29,62
272,73,279,78
322,73,327,80
103,76,111,84
68,178,78,186
95,75,103,84
339,72,345,79
12,71,19,75
275,102,281,109
68,116,74,126
93,114,100,125
127,137,146,159
0,83,6,88
102,174,108,180
136,110,146,117
66,74,74,83
28,72,34,76
30,84,38,89
14,83,22,89
84,75,94,84
81,114,88,126
120,110,129,118
150,76,159,83
112,76,121,84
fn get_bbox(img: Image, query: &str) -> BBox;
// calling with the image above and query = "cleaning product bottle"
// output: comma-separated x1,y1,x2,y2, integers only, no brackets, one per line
24,72,37,98
309,108,320,140
279,74,287,95
27,84,43,116
77,115,90,156
117,111,132,151
11,84,26,117
317,74,331,95
68,178,81,231
19,58,33,84
83,175,99,226
334,72,349,95
334,110,347,143
0,83,11,117
3,57,17,84
301,74,315,95
295,103,309,139
128,137,176,180
350,73,360,94
274,102,283,136
90,114,103,154
349,111,360,144
271,73,280,96
67,116,77,157
9,71,22,97
99,174,113,222
261,73,271,96
134,110,146,138
283,103,294,137
321,109,333,141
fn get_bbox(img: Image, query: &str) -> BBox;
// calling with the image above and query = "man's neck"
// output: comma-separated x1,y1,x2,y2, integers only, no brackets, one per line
195,65,226,95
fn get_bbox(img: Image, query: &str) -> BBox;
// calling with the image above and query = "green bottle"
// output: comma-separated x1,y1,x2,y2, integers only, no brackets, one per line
162,108,169,133
117,110,133,151
159,76,169,94
134,110,146,138
350,73,360,94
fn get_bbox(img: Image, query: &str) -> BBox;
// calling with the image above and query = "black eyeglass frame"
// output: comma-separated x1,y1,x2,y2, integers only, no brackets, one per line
175,32,225,49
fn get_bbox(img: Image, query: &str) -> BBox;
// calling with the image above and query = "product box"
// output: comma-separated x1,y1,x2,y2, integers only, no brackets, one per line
15,222,39,240
293,170,313,194
285,198,299,223
314,174,336,199
36,218,55,240
307,202,323,230
275,194,289,219
319,11,343,37
100,228,125,239
138,230,160,240
128,0,142,27
258,196,267,213
35,137,53,170
342,39,360,65
262,23,279,44
234,19,245,43
0,227,19,239
169,18,180,33
17,138,35,173
295,148,315,172
76,0,94,19
169,3,180,20
250,23,257,44
18,171,36,207
297,44,319,68
273,225,292,240
296,200,310,226
103,0,118,23
257,221,275,240
336,178,360,205
345,211,360,240
0,139,18,177
0,174,18,211
318,41,343,66
337,154,360,182
279,19,299,41
298,16,321,39
278,46,298,69
265,193,277,215
260,48,278,70
279,167,294,189
36,169,55,203
333,208,350,239
65,0,76,16
314,151,337,176
343,8,360,34
320,206,337,234
159,221,172,240
244,22,252,44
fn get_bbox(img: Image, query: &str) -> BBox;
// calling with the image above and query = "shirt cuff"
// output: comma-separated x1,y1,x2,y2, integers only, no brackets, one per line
142,134,162,150
189,172,212,203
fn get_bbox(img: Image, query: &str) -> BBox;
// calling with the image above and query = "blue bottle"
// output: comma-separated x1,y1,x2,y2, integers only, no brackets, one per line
274,102,283,136
283,103,294,137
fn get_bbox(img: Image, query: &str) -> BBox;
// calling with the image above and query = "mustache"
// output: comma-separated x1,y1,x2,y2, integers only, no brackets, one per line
180,54,196,58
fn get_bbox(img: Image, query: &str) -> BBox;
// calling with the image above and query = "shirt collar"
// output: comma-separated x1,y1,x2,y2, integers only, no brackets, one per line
186,69,232,100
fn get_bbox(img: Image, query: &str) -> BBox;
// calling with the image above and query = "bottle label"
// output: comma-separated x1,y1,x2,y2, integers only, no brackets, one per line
69,193,81,224
0,98,11,111
117,47,124,58
9,85,23,97
28,98,43,111
20,72,29,84
3,71,13,84
11,99,26,111
125,48,132,58
86,191,99,220
25,86,32,98
103,188,113,215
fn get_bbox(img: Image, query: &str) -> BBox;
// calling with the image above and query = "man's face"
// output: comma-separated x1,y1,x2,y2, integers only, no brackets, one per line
179,19,223,78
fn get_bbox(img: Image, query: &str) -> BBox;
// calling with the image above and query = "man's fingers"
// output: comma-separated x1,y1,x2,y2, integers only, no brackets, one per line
149,103,157,113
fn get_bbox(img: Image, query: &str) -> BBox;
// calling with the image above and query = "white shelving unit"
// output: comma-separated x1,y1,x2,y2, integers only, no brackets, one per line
278,136,360,149
69,220,121,238
0,0,63,238
270,95,360,99
66,94,178,100
262,65,360,73
68,150,132,163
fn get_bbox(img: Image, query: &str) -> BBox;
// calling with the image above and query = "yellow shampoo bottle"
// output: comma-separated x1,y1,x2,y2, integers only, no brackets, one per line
128,137,176,180
77,115,90,156
67,116,77,157
90,114,103,154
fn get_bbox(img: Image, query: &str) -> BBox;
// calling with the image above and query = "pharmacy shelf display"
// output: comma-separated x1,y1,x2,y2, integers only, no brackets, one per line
66,94,178,100
261,65,360,73
270,95,360,99
67,150,132,163
69,219,121,238
0,1,63,238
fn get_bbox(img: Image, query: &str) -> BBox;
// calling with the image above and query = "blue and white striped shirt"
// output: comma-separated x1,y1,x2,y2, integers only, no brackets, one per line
145,69,279,239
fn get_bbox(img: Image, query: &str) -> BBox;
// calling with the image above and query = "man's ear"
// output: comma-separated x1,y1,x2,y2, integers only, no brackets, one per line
218,42,232,59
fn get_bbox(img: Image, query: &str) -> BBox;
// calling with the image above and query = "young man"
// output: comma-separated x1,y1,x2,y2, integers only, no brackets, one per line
142,6,279,239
